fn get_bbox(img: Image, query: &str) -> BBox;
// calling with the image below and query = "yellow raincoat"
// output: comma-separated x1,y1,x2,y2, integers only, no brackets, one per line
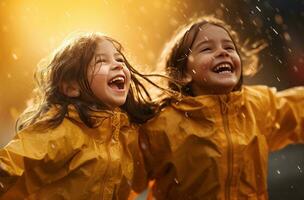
140,85,304,200
0,106,146,200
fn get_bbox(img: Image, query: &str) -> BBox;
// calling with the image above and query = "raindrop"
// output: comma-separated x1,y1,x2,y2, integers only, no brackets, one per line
274,14,284,25
241,112,246,118
192,69,196,74
12,53,18,60
111,137,117,143
185,112,189,118
270,26,279,35
283,32,291,42
0,182,3,188
7,73,11,79
174,178,179,184
140,142,147,150
276,170,281,175
293,66,298,72
275,76,281,82
275,122,280,129
256,6,261,12
51,143,56,149
297,165,302,173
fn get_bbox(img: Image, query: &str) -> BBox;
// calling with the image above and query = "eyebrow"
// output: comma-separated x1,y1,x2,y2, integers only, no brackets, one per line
94,52,122,57
193,39,234,50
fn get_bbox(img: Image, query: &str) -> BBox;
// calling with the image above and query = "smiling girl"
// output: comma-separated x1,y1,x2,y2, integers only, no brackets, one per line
0,32,155,200
140,16,304,200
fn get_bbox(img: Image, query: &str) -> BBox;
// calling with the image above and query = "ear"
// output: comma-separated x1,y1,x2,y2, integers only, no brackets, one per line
60,81,80,97
181,72,193,84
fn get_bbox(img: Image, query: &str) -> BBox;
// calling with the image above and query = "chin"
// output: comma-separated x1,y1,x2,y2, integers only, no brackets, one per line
112,98,127,107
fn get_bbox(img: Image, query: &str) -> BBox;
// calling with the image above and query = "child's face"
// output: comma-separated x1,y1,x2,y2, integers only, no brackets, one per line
186,24,241,95
88,39,131,108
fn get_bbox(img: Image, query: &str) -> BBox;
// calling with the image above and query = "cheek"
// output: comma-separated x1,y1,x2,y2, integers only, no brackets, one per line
89,74,108,95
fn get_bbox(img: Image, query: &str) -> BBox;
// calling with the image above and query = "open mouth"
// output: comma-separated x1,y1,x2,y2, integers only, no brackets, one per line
108,75,125,90
212,63,234,74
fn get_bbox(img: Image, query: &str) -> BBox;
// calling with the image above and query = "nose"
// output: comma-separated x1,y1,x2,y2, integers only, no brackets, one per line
113,64,123,70
215,48,229,57
112,60,124,70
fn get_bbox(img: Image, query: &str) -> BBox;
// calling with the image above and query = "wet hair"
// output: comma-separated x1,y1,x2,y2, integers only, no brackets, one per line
158,15,266,96
16,32,162,131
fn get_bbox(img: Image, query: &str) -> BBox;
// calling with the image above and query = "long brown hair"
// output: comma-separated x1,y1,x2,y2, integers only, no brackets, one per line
158,15,266,96
16,32,163,131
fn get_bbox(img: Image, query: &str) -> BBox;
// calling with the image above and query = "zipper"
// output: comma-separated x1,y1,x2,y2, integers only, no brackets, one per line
219,97,234,200
99,141,112,199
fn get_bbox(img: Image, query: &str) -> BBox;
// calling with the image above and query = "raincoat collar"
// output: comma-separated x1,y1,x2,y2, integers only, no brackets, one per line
44,104,130,128
66,104,130,127
172,87,245,112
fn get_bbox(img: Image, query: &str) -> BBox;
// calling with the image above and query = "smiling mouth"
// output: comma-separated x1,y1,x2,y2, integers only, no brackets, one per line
212,63,234,74
108,75,125,90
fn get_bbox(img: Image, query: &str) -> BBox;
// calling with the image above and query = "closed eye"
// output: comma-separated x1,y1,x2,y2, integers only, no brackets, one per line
225,46,235,51
200,47,212,52
116,58,125,63
96,59,107,64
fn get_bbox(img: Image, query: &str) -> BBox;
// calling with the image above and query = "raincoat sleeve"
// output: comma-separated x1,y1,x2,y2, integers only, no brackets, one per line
138,110,175,182
0,119,85,196
125,125,149,194
262,86,304,151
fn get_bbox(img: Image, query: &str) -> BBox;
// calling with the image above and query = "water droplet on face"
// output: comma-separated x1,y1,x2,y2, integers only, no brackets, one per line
188,55,194,62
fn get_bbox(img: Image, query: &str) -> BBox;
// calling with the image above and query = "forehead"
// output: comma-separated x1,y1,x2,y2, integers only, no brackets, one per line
194,24,232,43
95,39,118,54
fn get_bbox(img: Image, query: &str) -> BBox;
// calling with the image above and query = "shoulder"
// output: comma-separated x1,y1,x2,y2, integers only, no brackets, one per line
10,117,88,159
141,102,184,131
242,85,275,103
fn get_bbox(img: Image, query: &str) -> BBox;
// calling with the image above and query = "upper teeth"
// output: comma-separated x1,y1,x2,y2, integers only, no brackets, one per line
214,63,232,72
110,76,124,83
